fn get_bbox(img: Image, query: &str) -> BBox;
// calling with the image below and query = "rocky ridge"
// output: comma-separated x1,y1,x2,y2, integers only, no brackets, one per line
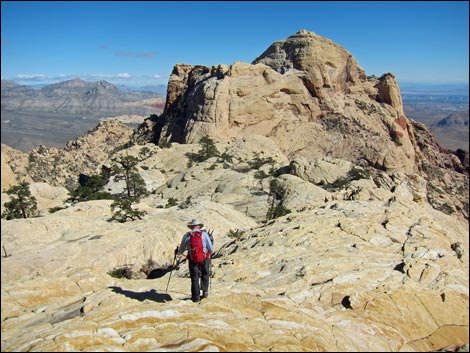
1,119,134,189
1,30,469,352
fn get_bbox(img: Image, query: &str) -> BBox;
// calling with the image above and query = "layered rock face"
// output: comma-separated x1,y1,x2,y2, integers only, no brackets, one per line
136,29,467,220
145,30,417,175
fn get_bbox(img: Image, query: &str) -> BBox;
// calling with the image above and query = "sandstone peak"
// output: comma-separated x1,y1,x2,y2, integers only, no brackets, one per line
131,30,467,220
252,29,366,96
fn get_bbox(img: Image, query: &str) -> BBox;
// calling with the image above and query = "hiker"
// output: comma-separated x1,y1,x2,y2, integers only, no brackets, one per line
175,218,214,302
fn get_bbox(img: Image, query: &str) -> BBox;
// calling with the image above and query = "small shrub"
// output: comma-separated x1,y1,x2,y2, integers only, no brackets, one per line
178,196,192,209
218,152,233,163
166,197,178,208
254,170,270,179
108,266,134,279
248,154,275,170
266,203,291,221
227,229,244,241
140,258,158,276
158,139,172,149
324,167,371,191
139,147,152,160
49,206,67,214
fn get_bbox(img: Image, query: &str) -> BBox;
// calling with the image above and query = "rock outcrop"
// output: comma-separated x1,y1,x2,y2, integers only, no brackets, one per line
1,119,134,188
141,30,418,175
133,29,467,220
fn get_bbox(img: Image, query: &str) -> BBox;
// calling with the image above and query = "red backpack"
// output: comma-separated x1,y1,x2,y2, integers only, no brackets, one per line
189,231,206,263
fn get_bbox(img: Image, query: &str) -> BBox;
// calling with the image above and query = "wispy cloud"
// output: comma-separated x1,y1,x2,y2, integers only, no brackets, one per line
116,72,131,78
115,51,134,58
98,44,108,49
16,74,47,80
115,51,157,59
138,52,156,59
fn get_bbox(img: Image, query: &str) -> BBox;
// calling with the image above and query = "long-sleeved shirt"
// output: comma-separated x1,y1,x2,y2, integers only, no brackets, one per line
178,230,214,258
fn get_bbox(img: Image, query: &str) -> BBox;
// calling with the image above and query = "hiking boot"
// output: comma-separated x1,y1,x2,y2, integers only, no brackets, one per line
202,291,208,299
191,296,200,303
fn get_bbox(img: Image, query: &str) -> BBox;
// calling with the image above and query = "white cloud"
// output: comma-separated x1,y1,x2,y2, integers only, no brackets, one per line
16,74,46,80
117,72,131,78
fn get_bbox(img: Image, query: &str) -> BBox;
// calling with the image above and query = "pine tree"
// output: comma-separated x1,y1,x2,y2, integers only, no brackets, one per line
109,198,147,223
198,135,220,161
1,181,38,220
109,154,148,222
111,154,148,200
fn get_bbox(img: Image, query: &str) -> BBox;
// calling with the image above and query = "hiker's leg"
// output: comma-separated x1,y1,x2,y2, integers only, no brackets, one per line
188,260,200,301
200,258,210,294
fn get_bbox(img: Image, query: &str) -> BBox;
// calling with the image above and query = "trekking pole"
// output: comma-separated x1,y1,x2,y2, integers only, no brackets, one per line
208,229,214,291
165,247,178,292
209,259,212,290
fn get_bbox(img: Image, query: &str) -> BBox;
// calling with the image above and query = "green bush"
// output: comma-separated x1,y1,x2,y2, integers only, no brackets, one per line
178,196,192,209
254,170,270,179
227,229,244,241
266,203,291,221
49,206,67,214
139,147,152,160
108,266,134,279
140,258,157,276
158,139,172,149
218,152,233,163
68,174,114,203
324,167,371,191
166,197,178,208
248,154,275,170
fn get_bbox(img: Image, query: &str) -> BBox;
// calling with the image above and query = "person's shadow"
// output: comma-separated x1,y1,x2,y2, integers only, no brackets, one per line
108,286,172,302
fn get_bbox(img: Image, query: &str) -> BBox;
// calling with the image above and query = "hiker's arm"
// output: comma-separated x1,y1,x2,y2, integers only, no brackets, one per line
177,233,188,255
204,232,214,253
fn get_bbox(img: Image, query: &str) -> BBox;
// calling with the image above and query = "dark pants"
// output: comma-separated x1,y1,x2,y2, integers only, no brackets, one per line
188,258,210,300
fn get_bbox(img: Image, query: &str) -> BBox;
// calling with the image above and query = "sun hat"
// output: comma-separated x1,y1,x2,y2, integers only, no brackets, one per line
187,218,204,228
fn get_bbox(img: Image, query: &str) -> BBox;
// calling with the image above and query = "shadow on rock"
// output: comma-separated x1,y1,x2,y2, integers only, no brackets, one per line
147,259,185,279
109,286,172,302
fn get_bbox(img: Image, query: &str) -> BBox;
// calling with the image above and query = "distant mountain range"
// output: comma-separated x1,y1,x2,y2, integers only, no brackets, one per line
434,110,469,128
1,78,165,152
1,78,162,117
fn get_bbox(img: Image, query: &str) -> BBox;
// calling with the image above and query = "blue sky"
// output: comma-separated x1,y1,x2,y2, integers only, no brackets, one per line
1,1,469,87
